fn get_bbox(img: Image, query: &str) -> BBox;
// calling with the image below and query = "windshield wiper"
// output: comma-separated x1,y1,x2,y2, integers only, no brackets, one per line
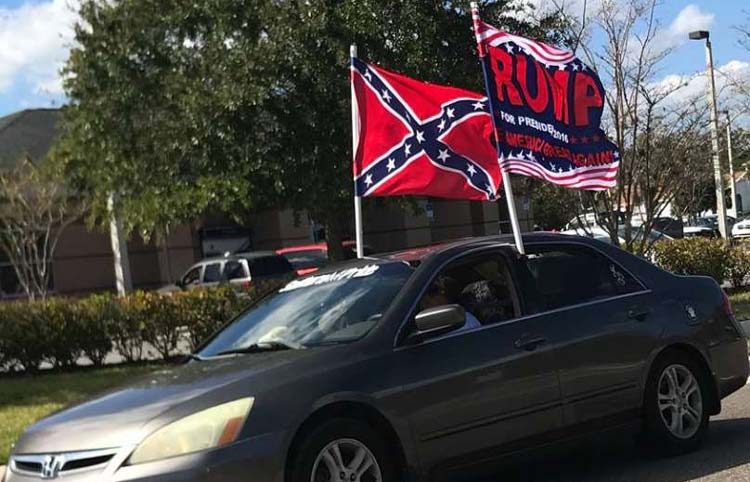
184,353,204,362
213,340,305,357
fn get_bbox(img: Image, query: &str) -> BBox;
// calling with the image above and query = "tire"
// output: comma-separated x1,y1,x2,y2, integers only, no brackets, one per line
642,350,711,455
288,418,400,482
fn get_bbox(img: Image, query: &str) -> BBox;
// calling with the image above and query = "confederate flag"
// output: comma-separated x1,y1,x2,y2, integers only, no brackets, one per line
351,58,501,201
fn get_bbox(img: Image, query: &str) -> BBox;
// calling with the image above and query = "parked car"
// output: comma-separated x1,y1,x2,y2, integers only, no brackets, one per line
159,251,294,293
8,234,747,482
561,226,672,247
277,241,374,276
687,215,736,238
683,225,717,238
731,217,750,238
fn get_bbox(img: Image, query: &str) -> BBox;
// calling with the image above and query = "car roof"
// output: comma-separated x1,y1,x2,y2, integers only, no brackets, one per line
375,232,578,262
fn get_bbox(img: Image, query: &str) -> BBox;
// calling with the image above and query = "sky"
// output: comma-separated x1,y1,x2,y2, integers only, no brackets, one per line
0,0,747,117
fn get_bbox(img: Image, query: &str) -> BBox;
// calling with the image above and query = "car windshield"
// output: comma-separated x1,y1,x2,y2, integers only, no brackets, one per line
198,262,413,356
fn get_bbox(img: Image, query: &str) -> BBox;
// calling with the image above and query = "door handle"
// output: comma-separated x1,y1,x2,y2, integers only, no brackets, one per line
514,335,546,351
627,306,650,321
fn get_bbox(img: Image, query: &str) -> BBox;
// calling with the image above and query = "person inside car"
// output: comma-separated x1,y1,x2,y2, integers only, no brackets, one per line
420,275,482,332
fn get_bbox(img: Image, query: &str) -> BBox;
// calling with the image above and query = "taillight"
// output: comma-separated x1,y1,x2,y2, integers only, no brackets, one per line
242,280,252,289
722,292,735,319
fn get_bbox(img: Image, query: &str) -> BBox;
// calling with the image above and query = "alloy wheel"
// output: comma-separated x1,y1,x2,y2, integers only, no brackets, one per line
310,438,383,482
657,364,703,439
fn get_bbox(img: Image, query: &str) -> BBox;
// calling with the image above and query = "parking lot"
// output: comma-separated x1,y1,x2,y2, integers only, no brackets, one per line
485,384,750,482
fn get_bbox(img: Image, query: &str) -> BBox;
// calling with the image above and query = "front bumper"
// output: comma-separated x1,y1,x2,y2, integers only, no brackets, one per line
6,431,285,482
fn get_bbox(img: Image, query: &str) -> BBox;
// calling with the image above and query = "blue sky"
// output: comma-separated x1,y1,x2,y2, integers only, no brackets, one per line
655,1,747,77
0,0,747,117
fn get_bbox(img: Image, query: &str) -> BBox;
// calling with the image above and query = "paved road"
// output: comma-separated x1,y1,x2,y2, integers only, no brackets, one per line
480,385,750,482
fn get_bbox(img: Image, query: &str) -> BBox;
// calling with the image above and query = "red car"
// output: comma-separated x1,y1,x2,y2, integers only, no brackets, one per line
276,241,372,276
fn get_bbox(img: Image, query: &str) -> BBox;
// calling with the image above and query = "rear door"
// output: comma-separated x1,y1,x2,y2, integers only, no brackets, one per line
223,259,249,286
392,249,563,471
200,262,224,288
515,242,661,428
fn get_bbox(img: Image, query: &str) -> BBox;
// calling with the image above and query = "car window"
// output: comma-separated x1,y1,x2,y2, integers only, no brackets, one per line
518,244,643,313
182,266,202,286
224,260,247,280
417,253,519,329
198,262,413,354
249,256,294,277
284,250,328,270
203,263,222,283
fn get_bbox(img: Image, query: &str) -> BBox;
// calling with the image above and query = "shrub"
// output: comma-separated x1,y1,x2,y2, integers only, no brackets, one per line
652,237,730,283
76,294,115,366
0,283,269,373
727,246,750,288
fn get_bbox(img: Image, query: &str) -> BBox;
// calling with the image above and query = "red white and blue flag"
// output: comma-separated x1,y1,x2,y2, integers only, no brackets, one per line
351,58,501,201
472,12,620,190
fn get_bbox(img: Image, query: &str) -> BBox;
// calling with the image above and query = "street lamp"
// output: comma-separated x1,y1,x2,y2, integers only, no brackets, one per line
689,30,728,238
722,110,737,217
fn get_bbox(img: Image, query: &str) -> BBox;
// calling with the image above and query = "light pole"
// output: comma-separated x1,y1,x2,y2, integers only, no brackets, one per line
689,30,728,238
723,110,737,217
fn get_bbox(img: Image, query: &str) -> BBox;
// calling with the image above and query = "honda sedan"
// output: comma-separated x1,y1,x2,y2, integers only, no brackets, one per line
7,234,748,482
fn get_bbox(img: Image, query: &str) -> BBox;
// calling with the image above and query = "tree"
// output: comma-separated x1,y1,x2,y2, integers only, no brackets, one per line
61,0,566,259
0,157,84,299
548,0,715,253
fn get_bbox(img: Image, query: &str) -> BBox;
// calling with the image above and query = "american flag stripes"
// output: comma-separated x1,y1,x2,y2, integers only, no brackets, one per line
472,8,621,191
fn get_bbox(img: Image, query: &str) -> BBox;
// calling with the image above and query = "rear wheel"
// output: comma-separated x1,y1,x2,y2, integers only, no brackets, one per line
643,351,710,454
288,418,399,482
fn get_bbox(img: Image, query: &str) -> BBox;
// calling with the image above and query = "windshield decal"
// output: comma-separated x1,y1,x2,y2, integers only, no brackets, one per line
280,265,380,292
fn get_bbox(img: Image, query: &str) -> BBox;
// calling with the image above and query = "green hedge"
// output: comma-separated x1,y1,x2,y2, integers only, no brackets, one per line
652,238,750,286
0,284,278,373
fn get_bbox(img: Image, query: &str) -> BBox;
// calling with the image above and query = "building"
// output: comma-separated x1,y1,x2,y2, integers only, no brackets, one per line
0,108,531,297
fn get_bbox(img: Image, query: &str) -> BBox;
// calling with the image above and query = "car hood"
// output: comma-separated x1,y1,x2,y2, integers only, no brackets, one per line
13,350,312,454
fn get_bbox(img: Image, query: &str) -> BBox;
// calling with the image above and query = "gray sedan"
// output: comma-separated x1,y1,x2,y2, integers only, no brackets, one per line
6,233,748,482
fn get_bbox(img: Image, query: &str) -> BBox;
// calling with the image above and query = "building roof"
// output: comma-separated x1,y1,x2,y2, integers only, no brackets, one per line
0,108,60,171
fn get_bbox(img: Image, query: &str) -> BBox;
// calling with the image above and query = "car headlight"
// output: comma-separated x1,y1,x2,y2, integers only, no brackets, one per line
129,397,254,465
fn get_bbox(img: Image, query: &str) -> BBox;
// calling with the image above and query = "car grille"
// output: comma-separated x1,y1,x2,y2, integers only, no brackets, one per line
10,448,119,477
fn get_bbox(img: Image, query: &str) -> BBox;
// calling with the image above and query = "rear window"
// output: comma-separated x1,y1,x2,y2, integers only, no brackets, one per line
224,260,247,280
284,250,328,270
203,263,222,283
518,244,643,313
248,255,294,277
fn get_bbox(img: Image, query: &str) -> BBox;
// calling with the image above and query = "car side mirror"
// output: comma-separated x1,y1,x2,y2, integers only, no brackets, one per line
413,304,466,337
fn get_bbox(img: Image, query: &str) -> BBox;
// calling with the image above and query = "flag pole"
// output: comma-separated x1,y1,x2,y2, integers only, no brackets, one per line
351,43,365,259
470,2,525,255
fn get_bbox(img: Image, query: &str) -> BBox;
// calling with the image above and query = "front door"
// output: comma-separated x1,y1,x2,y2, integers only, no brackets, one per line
391,250,562,472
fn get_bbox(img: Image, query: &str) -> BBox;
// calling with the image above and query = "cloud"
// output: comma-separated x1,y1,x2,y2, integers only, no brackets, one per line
653,59,750,113
653,4,715,51
0,0,79,95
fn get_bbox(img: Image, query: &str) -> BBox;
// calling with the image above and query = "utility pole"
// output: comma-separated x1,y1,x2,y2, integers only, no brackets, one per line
723,110,737,217
689,30,728,238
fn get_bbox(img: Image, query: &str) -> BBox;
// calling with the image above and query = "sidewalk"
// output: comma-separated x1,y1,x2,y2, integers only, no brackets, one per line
1,465,5,480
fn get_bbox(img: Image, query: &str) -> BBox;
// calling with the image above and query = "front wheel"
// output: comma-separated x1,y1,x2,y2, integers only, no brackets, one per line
643,351,710,454
288,418,399,482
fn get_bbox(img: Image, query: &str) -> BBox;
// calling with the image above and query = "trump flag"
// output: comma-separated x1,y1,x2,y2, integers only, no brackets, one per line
472,10,620,190
351,58,501,201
